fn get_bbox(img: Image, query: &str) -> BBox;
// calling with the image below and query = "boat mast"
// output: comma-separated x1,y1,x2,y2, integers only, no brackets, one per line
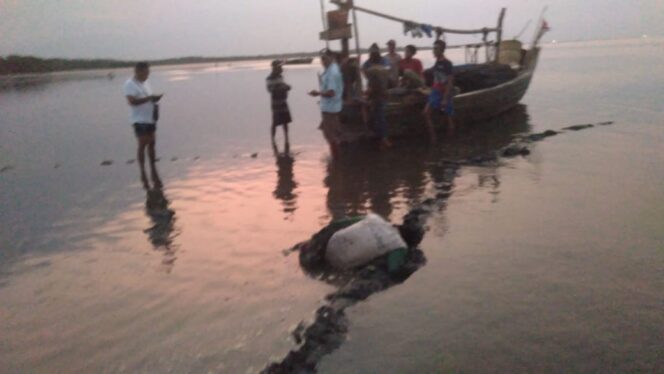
320,0,329,49
494,8,506,62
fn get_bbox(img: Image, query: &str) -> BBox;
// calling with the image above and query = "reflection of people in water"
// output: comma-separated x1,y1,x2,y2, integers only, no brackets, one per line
272,143,298,218
324,105,533,220
142,167,177,272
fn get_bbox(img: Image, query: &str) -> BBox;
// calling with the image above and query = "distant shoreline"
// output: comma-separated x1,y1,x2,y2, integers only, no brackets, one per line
0,52,323,76
1,36,658,77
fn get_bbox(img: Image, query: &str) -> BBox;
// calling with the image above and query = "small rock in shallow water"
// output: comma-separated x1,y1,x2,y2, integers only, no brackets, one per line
563,124,594,131
527,130,558,141
502,144,530,157
251,153,258,158
100,160,113,166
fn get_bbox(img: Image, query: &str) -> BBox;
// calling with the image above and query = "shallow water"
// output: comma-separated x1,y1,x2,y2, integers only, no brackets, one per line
1,39,663,373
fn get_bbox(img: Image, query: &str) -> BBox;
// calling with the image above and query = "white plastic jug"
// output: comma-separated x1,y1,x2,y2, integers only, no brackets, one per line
326,213,407,269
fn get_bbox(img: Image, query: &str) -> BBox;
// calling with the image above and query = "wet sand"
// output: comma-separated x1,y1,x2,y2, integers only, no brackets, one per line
1,38,663,373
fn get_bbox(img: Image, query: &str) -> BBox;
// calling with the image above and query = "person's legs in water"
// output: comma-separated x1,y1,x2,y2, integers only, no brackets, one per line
271,123,277,144
283,122,290,148
146,133,162,188
136,135,150,189
321,113,341,159
422,103,437,144
372,102,391,149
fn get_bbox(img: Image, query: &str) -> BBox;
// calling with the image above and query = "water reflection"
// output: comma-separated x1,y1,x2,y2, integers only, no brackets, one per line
325,104,532,220
272,143,298,219
142,167,178,272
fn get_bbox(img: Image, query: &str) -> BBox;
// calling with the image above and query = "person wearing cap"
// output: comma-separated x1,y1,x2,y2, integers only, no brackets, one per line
266,60,292,148
309,50,344,159
385,39,402,87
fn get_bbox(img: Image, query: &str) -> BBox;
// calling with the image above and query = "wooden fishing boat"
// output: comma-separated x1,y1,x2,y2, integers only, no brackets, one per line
318,0,550,137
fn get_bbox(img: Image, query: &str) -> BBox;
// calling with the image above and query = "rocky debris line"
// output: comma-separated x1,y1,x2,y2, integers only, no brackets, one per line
263,162,459,374
461,121,614,166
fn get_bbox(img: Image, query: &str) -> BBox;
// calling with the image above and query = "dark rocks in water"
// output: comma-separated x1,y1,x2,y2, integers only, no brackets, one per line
464,153,498,165
527,129,558,142
251,152,258,158
564,124,594,131
100,160,113,166
502,144,531,157
436,191,452,199
0,165,14,173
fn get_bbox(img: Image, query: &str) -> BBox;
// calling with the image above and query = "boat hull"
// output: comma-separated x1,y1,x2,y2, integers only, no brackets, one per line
338,48,540,140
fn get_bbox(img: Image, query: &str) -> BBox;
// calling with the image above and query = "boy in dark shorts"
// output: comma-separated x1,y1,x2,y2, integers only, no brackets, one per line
424,40,456,143
266,60,292,148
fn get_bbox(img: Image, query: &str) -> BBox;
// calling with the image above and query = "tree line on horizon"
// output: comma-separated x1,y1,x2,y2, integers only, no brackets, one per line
0,52,323,76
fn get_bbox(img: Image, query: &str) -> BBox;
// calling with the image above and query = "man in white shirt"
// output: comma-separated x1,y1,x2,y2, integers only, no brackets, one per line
309,50,344,159
124,62,163,188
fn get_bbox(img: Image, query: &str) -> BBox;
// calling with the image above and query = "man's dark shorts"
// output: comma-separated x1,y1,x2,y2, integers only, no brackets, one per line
133,123,156,137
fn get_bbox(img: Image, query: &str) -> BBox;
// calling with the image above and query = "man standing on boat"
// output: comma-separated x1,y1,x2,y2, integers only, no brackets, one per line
124,62,163,189
423,40,455,143
309,50,344,159
385,40,402,87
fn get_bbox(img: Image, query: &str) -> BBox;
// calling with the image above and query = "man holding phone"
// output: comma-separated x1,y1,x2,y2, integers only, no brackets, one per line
124,62,163,188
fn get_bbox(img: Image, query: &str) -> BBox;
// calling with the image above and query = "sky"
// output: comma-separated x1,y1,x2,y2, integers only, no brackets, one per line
1,0,663,59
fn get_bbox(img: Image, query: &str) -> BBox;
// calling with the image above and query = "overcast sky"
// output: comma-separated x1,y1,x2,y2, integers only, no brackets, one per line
1,0,662,59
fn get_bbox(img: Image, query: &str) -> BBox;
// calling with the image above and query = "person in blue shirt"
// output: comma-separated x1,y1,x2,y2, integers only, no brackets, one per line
309,49,344,159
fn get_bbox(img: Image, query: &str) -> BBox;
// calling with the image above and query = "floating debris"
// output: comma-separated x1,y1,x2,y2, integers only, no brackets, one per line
100,160,113,166
598,121,614,126
193,156,200,161
170,157,178,162
126,159,135,164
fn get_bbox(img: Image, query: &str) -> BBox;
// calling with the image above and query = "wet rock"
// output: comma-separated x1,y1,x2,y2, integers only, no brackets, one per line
502,144,531,157
251,153,258,158
100,160,113,166
436,191,451,199
563,124,594,131
465,153,498,165
526,129,558,141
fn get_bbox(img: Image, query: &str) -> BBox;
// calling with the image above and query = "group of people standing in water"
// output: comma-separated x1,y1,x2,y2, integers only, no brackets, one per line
122,39,456,186
266,39,456,157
